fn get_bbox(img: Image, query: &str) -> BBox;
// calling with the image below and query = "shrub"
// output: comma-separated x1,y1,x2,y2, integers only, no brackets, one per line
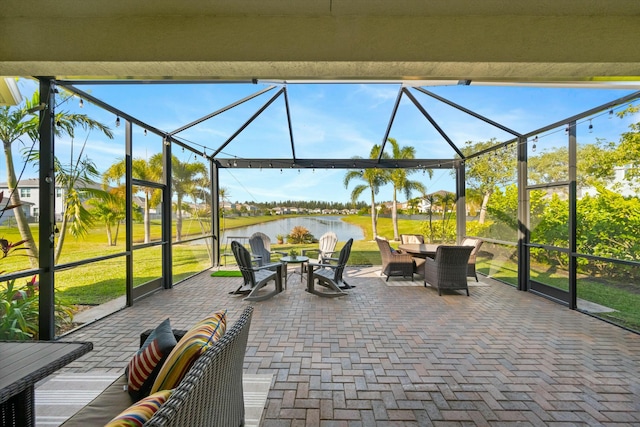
287,226,315,244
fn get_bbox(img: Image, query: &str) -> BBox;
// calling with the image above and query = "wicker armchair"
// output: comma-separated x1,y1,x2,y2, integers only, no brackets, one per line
461,237,483,281
423,245,474,296
375,237,415,281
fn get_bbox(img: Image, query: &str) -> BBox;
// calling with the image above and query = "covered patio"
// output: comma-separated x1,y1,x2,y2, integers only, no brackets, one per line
49,268,640,425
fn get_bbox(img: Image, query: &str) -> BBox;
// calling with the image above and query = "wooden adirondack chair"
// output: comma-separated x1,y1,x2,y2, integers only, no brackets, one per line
306,238,353,297
230,240,283,301
301,231,338,272
249,232,286,266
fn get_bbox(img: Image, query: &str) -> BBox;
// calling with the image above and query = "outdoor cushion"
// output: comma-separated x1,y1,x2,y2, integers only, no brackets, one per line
104,389,172,427
60,375,133,426
125,318,177,400
149,310,227,393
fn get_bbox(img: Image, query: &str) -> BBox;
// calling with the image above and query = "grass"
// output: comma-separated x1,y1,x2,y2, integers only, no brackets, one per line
211,270,243,277
1,214,638,332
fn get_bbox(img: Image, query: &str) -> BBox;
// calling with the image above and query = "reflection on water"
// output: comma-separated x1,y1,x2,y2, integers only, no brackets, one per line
220,216,364,244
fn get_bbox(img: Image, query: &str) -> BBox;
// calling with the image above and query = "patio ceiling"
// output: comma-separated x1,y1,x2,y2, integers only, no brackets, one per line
1,0,640,83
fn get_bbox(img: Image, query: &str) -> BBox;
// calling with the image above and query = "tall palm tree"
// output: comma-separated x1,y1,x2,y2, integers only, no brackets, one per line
102,155,162,244
171,156,207,242
344,144,388,240
0,91,113,267
219,186,230,232
386,138,429,241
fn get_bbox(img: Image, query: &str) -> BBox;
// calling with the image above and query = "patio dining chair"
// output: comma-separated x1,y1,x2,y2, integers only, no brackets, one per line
400,234,424,244
461,237,483,281
306,238,353,297
230,240,283,301
423,245,474,296
249,232,286,267
375,237,415,281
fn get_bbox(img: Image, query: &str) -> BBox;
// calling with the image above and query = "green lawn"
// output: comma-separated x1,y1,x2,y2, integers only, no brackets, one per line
1,214,638,332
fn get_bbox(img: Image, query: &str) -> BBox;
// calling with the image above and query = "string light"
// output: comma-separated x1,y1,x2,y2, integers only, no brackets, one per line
233,159,237,167
144,129,147,136
588,119,593,133
115,116,120,127
78,99,84,108
609,109,614,119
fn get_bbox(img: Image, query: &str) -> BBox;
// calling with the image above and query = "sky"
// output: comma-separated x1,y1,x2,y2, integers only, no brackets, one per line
6,79,640,206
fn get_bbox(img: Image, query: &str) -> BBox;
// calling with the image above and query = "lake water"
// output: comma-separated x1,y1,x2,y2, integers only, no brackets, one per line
220,216,364,244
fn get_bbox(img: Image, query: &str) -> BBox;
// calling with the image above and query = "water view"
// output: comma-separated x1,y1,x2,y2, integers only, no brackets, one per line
220,216,364,245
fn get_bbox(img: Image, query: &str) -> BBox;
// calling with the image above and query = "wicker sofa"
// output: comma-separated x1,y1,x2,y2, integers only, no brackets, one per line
62,306,253,427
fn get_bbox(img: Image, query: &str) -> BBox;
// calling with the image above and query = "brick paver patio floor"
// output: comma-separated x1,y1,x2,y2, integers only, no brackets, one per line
61,267,640,426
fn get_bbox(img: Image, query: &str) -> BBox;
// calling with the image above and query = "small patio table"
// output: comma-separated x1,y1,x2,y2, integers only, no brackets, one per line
280,256,309,288
398,243,441,258
0,340,93,427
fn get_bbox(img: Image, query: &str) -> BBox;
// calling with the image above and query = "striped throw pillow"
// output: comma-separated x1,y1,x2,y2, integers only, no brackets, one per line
150,310,227,393
105,389,172,427
126,318,177,400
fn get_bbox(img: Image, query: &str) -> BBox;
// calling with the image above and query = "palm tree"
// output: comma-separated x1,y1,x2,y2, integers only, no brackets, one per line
0,91,113,267
102,155,162,244
344,144,388,240
88,189,126,246
386,138,429,241
171,156,207,242
219,187,230,231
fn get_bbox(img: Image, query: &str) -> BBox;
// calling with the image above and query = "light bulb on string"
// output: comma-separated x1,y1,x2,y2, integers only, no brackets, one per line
588,119,593,133
144,129,147,136
78,99,84,108
609,109,614,119
115,117,120,127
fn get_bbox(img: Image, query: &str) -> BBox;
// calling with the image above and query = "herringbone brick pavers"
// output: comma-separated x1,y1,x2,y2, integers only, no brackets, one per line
60,267,640,426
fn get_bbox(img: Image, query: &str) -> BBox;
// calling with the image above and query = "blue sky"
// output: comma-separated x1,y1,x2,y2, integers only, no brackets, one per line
8,79,639,205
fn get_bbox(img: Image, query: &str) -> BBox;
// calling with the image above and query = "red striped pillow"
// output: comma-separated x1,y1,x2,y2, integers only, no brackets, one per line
126,318,177,400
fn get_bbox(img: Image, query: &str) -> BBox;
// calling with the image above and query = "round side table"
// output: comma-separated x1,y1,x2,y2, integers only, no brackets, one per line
280,256,310,289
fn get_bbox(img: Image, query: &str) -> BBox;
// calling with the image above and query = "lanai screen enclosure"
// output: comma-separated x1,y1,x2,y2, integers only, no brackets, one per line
1,78,639,340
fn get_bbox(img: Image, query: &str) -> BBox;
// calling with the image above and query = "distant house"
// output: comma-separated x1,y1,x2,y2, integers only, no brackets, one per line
0,200,34,225
579,165,638,198
418,190,455,214
0,178,151,222
0,179,66,221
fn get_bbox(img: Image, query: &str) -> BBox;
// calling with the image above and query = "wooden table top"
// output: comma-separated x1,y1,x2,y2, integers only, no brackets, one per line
0,340,93,403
